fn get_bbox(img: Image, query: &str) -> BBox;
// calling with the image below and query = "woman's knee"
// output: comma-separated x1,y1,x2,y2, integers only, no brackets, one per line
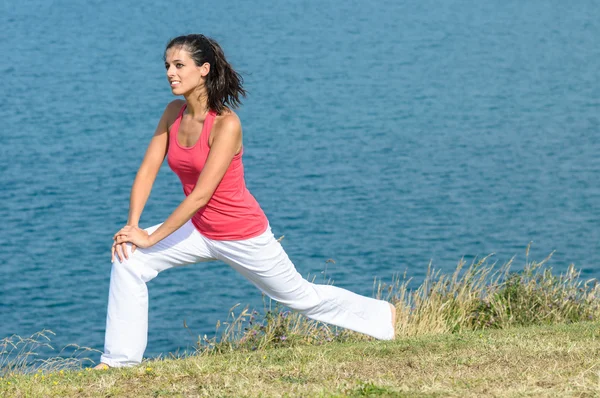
110,253,157,283
111,255,136,277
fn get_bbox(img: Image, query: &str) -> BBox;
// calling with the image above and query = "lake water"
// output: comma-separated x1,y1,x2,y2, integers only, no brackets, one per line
1,0,598,361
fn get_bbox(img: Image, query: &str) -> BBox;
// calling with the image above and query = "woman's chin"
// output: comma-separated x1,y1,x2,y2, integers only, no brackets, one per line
171,87,190,97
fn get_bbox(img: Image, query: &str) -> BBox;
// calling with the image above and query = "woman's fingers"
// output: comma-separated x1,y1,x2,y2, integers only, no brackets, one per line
113,226,132,240
112,242,118,262
121,242,129,260
113,230,123,240
115,243,123,262
111,226,140,262
112,240,134,262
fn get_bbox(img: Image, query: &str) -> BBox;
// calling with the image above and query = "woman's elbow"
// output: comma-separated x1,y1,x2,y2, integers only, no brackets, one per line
189,193,210,211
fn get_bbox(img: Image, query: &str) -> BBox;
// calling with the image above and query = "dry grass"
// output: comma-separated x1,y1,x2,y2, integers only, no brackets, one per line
3,249,600,396
0,330,99,377
387,247,600,337
2,322,600,397
202,247,600,354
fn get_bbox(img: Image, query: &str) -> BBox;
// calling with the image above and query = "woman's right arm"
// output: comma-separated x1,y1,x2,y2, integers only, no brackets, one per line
112,100,183,261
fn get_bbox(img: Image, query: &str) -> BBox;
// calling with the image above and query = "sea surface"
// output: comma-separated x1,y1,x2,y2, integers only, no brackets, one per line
1,0,598,361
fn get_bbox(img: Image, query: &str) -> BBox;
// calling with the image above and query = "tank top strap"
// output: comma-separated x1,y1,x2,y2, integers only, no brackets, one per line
202,110,218,147
177,104,187,119
169,104,187,145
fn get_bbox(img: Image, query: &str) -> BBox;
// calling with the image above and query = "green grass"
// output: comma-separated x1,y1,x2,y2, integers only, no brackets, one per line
2,248,600,396
2,322,600,397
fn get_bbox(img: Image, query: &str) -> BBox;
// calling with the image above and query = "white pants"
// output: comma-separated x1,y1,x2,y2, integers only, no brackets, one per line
100,221,394,367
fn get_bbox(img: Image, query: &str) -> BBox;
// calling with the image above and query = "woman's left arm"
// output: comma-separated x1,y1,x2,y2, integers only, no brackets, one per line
115,114,242,248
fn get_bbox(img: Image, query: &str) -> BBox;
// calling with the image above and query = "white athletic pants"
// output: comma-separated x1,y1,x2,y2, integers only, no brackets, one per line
100,220,394,367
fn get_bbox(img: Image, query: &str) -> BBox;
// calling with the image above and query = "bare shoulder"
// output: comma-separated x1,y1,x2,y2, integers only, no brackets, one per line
209,110,242,150
214,109,242,136
166,99,186,112
164,99,186,126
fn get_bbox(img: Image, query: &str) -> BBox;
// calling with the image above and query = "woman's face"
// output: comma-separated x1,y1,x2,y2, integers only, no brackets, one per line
164,46,210,96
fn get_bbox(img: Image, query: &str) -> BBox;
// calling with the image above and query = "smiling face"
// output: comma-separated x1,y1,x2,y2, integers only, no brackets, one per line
164,46,210,96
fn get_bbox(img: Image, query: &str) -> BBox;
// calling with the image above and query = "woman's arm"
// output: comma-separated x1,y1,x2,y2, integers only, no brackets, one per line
115,112,242,249
112,100,182,261
126,100,182,225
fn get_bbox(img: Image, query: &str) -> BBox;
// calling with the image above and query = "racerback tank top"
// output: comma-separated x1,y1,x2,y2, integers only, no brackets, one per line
167,104,268,240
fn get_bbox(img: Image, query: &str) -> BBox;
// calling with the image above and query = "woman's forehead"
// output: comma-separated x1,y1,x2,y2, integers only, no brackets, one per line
165,46,191,61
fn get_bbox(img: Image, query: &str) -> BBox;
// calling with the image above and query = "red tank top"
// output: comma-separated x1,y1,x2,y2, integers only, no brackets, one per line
167,104,268,240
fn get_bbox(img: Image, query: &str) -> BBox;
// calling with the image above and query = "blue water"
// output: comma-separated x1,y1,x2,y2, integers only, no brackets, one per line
1,0,599,360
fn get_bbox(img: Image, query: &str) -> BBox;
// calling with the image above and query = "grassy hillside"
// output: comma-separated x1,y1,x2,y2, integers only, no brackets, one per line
2,322,600,397
3,251,600,396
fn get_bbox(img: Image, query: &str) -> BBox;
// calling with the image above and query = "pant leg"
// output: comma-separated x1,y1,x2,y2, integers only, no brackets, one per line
213,226,394,340
100,220,216,367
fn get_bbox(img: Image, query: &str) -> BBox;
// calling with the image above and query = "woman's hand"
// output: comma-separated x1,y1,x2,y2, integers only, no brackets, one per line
112,225,135,263
111,226,151,262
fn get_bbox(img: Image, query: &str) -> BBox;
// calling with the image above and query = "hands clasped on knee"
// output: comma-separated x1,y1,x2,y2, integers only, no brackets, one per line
112,225,150,262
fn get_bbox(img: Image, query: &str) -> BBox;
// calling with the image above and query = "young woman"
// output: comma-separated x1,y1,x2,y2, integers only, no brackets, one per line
95,34,396,368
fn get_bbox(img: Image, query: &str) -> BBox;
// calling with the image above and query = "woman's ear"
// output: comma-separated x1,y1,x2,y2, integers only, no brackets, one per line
200,62,211,77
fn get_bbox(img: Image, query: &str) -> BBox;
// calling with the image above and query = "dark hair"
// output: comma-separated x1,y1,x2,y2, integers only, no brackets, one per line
165,34,246,114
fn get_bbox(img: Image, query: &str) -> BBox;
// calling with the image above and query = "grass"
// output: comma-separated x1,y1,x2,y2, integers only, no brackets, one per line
2,323,600,397
200,246,600,355
2,247,600,396
0,330,99,377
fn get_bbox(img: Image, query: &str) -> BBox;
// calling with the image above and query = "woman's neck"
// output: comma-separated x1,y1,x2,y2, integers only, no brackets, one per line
183,91,210,119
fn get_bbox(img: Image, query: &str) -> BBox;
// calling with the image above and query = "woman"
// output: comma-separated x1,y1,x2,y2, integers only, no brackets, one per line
95,34,395,369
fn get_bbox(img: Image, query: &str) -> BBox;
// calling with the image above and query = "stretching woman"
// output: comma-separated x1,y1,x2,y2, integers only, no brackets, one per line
96,34,396,368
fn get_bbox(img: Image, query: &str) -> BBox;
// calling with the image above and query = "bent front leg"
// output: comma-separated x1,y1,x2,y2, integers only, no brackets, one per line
100,253,159,367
